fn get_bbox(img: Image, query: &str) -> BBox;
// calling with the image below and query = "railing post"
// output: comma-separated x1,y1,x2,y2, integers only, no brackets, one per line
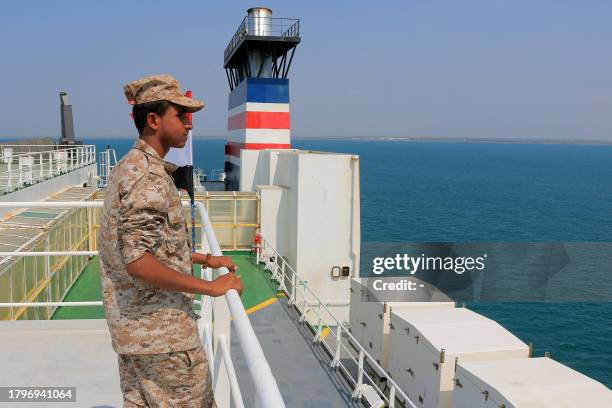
278,259,287,293
288,272,296,306
17,156,23,188
87,206,95,252
39,153,43,181
313,305,323,343
48,152,53,177
389,384,396,408
272,252,280,281
352,349,364,399
218,335,245,408
330,325,342,369
7,159,11,191
299,295,309,324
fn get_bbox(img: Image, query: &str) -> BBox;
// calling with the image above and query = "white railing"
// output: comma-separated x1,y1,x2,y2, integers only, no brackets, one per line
98,149,117,187
0,201,285,408
0,145,96,193
194,201,285,408
256,234,418,408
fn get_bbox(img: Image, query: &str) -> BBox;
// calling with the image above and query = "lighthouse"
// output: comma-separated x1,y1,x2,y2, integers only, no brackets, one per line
223,7,300,190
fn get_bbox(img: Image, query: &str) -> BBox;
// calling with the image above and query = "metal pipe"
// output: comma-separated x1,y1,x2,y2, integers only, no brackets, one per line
0,251,97,257
0,202,103,209
199,321,215,381
194,202,285,408
218,335,245,408
0,301,102,307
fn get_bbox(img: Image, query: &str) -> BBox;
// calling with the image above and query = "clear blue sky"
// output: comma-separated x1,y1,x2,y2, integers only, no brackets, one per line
1,1,611,140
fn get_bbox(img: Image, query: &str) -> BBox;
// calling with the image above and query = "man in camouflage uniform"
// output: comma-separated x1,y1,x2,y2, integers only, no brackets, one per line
98,74,242,407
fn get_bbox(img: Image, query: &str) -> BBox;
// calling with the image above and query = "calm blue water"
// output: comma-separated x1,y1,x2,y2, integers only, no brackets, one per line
86,138,612,387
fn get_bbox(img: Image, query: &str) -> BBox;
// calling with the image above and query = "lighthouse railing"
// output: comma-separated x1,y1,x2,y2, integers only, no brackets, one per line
224,17,301,61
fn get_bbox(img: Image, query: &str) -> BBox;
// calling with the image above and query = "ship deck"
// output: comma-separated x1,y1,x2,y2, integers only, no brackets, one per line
0,252,361,407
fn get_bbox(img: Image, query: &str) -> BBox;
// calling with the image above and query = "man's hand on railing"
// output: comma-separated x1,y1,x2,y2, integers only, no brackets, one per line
209,273,243,297
126,252,242,297
192,253,238,272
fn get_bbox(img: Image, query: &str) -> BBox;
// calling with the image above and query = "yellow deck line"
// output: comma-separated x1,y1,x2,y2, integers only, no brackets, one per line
245,297,278,315
321,327,330,340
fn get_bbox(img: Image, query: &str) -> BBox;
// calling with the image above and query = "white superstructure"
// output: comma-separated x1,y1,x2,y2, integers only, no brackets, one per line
454,357,612,408
348,278,455,370
388,307,530,408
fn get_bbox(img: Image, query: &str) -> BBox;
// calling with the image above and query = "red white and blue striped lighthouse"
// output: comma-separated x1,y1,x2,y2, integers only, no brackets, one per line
223,8,300,190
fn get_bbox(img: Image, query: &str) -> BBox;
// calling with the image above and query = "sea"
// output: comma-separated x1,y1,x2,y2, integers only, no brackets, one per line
86,137,612,387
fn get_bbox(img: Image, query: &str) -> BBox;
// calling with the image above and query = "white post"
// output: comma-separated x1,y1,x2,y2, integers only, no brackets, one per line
352,350,364,399
106,150,111,182
278,259,287,292
218,335,245,408
288,273,296,306
48,152,53,177
330,325,342,369
39,153,43,181
314,306,322,343
17,156,23,188
7,159,11,191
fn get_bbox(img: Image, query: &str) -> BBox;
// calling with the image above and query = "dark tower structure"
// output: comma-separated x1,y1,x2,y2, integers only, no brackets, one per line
59,91,77,145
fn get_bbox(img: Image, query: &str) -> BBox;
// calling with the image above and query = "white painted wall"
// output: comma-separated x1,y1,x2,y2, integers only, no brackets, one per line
243,149,360,325
256,185,289,256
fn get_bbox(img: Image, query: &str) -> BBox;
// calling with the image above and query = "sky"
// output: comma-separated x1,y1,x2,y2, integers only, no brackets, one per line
1,0,611,141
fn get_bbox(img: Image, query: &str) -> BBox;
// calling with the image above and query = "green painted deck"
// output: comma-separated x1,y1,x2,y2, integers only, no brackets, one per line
52,252,277,320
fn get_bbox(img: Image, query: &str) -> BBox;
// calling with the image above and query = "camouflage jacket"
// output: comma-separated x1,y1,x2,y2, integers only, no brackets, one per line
98,138,199,355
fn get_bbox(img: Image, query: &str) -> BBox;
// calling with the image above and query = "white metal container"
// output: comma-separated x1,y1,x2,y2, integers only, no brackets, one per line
388,308,529,408
348,278,454,370
251,149,360,326
454,357,612,408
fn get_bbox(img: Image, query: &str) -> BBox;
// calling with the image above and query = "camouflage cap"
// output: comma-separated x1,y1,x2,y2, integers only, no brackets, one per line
124,74,204,113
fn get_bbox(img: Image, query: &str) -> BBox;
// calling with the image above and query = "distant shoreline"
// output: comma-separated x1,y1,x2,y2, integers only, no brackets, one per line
2,136,612,146
294,136,612,146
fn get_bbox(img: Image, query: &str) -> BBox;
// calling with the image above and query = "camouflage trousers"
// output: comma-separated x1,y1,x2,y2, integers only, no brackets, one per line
118,344,216,408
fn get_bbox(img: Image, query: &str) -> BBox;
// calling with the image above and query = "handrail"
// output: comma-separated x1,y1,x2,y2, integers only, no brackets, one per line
0,144,97,149
257,234,418,408
0,301,102,307
0,146,96,161
0,251,97,257
0,201,284,408
194,201,286,408
218,334,245,408
0,145,96,193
